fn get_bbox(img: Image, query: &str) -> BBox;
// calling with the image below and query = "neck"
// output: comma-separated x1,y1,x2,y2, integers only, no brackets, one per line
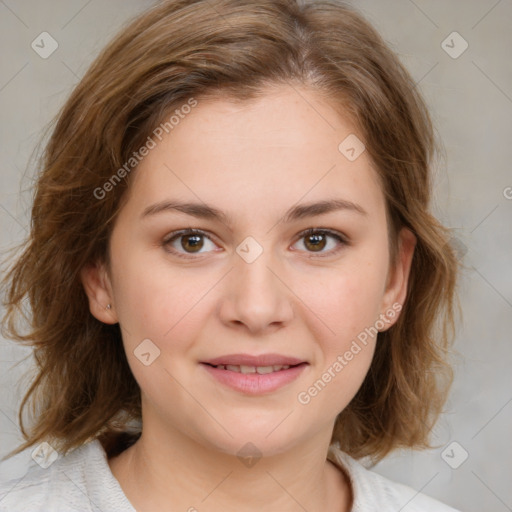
108,419,352,511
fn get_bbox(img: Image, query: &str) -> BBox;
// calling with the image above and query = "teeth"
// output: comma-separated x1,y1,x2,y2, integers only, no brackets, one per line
215,364,291,373
256,366,274,374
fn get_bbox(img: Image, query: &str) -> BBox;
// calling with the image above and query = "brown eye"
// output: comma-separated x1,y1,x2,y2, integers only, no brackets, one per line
180,233,204,253
293,229,347,256
303,232,327,252
163,229,218,258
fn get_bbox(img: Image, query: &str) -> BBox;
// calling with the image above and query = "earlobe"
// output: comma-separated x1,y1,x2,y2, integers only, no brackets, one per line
380,227,416,330
80,261,118,324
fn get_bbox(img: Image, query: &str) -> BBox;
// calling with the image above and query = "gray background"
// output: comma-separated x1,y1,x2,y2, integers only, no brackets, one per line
1,1,511,511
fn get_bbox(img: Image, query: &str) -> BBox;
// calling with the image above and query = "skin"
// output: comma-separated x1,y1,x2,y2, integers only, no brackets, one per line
81,84,416,512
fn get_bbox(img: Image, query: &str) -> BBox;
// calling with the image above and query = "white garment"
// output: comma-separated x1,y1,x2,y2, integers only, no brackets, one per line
0,439,460,511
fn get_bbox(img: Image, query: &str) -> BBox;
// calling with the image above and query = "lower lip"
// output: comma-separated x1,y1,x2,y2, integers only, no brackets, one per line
200,363,308,395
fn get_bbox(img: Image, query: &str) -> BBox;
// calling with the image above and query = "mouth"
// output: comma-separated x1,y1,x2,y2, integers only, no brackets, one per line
202,362,304,374
199,354,308,395
201,353,307,367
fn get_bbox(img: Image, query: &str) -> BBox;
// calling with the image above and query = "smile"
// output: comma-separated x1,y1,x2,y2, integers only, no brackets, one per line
200,362,308,395
209,364,291,374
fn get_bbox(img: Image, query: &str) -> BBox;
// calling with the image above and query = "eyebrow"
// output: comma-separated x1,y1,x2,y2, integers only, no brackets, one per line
141,198,367,225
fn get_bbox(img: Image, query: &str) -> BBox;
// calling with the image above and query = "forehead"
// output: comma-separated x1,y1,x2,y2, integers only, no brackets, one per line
126,85,385,222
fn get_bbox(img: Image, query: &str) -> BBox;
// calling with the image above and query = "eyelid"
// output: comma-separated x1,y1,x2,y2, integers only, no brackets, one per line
295,227,348,244
162,228,215,245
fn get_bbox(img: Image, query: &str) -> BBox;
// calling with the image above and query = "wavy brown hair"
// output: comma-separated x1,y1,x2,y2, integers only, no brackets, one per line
1,0,458,463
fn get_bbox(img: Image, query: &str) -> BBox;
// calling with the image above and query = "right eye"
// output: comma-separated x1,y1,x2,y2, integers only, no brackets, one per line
162,229,220,259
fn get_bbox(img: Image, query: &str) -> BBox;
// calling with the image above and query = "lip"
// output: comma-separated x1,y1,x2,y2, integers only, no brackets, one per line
201,363,308,395
202,353,306,367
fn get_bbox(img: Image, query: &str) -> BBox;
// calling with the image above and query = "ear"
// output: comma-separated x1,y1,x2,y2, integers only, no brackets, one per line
80,261,118,324
379,227,416,330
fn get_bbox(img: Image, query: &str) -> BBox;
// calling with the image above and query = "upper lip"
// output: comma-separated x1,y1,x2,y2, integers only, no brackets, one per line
202,353,307,367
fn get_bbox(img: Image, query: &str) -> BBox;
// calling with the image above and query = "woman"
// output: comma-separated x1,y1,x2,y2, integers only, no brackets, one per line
0,1,459,510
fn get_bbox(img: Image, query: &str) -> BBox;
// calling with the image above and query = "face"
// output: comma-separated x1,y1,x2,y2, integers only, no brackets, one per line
82,85,415,458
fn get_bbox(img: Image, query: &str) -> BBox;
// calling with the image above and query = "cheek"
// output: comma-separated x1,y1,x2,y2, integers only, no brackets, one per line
111,256,211,409
111,244,208,341
293,265,385,416
295,257,389,343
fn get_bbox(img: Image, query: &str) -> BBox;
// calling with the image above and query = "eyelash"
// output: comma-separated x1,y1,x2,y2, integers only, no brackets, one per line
162,228,348,260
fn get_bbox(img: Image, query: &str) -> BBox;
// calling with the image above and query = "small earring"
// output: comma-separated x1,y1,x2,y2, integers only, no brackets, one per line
106,304,112,310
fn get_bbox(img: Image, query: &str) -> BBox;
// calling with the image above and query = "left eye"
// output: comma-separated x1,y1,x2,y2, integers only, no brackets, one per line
292,229,347,255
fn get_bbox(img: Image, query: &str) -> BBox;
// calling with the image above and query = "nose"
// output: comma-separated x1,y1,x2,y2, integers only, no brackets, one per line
218,245,294,335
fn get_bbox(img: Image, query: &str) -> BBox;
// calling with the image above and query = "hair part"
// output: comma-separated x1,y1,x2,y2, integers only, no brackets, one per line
1,0,458,464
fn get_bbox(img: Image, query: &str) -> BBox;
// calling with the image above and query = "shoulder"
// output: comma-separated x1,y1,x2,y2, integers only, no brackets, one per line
0,440,134,512
327,443,461,512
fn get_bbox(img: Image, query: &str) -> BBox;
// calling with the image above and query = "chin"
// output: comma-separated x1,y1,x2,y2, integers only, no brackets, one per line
192,419,307,460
